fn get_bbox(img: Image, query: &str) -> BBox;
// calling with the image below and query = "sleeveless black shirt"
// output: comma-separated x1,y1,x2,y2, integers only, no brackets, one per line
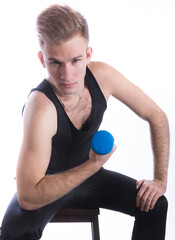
31,67,107,175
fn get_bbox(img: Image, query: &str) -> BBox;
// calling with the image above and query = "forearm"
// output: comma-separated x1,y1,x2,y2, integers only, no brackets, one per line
19,157,101,210
37,161,99,207
149,110,169,186
136,110,169,212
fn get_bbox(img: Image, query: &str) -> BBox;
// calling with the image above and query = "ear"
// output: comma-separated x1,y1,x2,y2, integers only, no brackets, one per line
38,51,46,68
86,47,93,64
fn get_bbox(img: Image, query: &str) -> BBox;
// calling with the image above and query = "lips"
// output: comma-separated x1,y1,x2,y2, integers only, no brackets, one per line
60,83,76,88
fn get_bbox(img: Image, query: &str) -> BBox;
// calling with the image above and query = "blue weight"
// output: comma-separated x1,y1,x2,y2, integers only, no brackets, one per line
91,130,114,155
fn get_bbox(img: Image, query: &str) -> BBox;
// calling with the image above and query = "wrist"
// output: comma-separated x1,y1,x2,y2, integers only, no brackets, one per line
85,158,102,174
154,168,168,186
153,178,167,191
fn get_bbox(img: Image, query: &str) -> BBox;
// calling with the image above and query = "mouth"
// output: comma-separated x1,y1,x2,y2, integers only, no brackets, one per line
60,83,76,88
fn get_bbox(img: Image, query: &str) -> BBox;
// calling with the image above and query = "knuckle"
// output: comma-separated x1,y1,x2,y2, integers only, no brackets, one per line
147,197,152,203
137,192,142,199
141,196,146,202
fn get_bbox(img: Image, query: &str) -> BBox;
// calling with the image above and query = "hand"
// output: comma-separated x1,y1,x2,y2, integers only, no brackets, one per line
136,179,166,212
89,144,117,169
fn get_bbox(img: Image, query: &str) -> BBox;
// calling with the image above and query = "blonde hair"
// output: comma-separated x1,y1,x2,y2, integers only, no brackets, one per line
36,4,89,46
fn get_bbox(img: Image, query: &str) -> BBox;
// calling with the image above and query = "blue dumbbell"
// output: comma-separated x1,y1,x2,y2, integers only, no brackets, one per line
91,130,114,155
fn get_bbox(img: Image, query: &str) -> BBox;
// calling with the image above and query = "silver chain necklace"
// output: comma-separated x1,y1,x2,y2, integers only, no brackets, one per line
59,88,84,112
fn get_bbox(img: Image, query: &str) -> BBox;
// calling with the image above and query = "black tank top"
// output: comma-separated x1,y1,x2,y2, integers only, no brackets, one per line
31,67,107,175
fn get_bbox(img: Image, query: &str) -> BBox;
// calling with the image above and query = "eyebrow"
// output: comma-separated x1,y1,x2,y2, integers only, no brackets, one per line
47,55,83,62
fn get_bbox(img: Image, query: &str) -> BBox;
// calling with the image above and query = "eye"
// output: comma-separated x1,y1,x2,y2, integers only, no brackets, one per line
48,60,61,65
72,58,80,63
51,61,60,65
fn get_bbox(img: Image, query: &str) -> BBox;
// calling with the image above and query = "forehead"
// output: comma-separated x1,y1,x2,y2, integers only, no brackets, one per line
42,34,87,60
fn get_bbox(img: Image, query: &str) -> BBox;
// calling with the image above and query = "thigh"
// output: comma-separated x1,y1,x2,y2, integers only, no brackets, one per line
75,168,138,216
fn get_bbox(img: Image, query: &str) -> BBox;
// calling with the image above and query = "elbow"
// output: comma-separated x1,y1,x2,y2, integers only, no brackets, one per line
17,195,38,211
147,107,169,127
157,109,169,127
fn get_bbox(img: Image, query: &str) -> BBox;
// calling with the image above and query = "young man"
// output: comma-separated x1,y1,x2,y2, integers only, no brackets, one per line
1,4,169,240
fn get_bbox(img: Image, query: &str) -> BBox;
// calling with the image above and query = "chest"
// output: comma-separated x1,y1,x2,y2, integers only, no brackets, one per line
65,89,92,130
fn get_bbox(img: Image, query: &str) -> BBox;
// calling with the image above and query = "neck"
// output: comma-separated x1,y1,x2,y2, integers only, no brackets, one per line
57,86,85,112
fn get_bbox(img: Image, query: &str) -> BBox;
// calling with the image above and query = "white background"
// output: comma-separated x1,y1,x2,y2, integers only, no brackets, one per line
0,0,175,239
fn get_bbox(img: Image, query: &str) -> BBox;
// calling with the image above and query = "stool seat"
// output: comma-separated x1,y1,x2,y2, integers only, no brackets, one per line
50,208,100,240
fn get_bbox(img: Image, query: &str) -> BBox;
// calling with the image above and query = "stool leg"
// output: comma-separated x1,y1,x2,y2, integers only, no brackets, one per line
91,216,100,240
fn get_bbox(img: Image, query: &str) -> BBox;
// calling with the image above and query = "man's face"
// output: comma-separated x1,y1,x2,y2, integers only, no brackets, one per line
38,34,92,97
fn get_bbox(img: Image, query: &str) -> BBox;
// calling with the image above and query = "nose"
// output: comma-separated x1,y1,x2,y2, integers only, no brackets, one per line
59,64,72,82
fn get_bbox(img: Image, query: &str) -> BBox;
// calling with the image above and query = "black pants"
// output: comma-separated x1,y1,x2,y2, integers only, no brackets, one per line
1,168,168,240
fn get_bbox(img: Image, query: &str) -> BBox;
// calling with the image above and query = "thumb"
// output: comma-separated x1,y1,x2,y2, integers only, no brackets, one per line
136,179,144,190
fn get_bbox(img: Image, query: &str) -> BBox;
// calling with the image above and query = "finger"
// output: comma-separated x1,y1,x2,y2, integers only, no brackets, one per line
139,189,151,212
149,193,159,210
136,180,145,207
139,187,159,212
136,179,144,190
112,144,117,152
144,191,156,212
106,144,117,157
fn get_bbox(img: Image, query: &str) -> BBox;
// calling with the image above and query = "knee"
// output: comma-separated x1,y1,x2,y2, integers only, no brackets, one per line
143,195,168,223
155,195,168,211
154,195,168,216
135,195,168,221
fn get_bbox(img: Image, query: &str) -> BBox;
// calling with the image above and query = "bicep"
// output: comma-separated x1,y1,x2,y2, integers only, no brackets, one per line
17,93,57,195
17,128,52,189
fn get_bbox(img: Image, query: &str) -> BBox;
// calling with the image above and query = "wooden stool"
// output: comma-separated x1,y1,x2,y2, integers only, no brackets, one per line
50,208,100,240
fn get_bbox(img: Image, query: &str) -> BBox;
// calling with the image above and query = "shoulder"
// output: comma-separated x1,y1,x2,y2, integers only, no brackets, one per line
88,61,110,78
88,61,124,83
87,61,124,101
23,90,57,137
24,90,56,119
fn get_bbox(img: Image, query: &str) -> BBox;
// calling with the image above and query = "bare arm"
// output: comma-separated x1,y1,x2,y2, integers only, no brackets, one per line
17,91,116,210
89,61,169,212
136,110,169,211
